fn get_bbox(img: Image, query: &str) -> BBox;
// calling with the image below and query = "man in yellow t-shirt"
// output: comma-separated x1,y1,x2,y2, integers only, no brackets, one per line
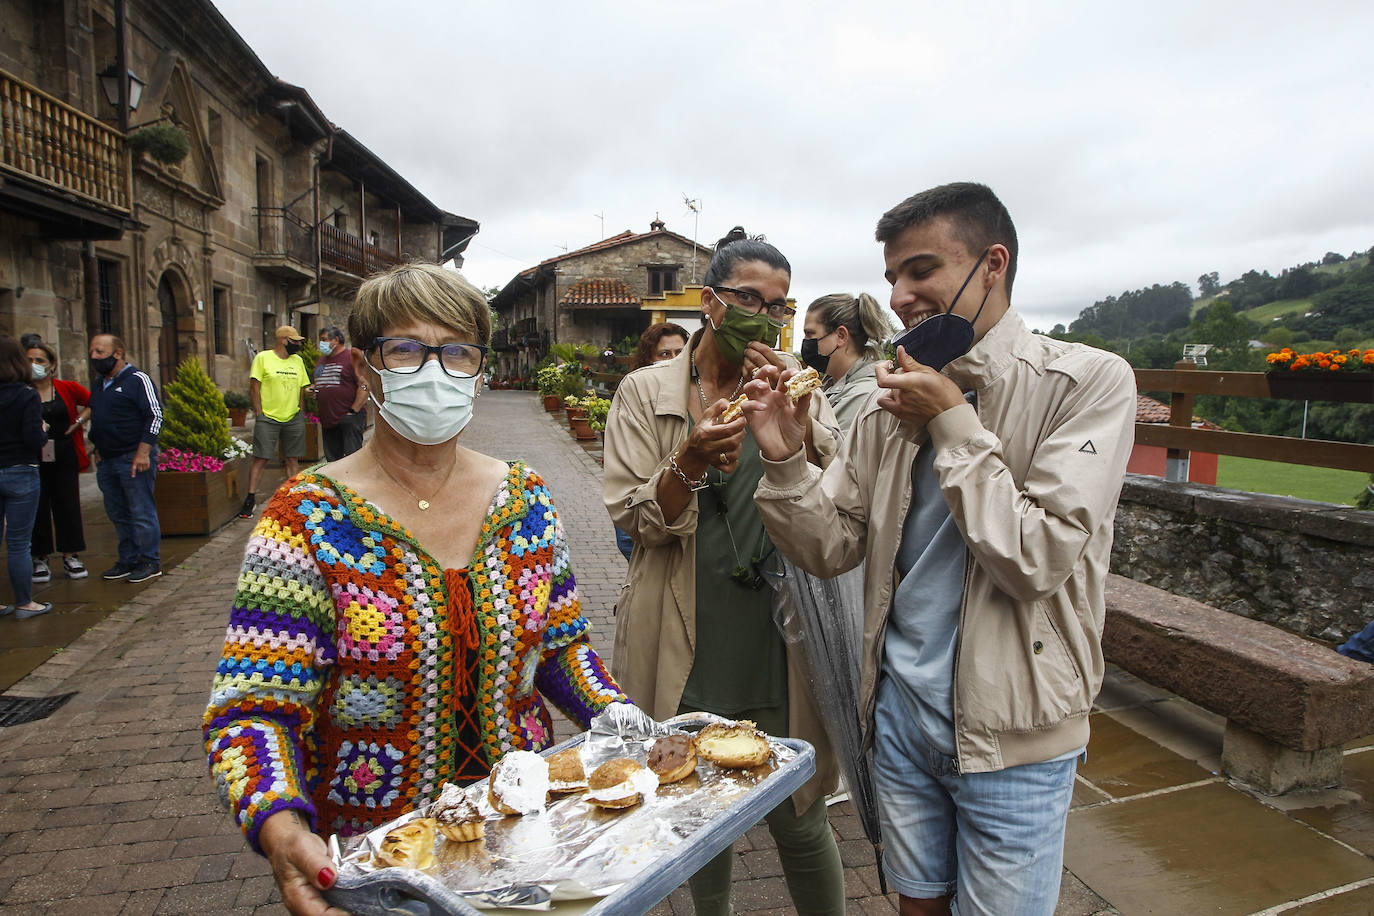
239,325,310,519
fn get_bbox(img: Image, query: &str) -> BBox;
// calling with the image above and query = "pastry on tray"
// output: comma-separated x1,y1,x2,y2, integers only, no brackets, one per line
486,749,550,816
547,747,588,794
429,783,485,843
696,720,772,769
375,817,438,870
647,734,698,785
586,758,657,810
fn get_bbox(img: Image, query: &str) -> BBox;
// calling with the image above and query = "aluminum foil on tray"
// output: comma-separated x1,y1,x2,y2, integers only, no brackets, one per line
332,704,797,909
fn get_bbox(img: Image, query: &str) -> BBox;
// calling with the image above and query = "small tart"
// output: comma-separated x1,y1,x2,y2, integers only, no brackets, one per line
586,758,656,810
647,734,697,785
486,749,549,816
720,393,748,422
547,747,587,794
785,367,823,404
375,817,438,870
430,783,485,843
696,720,772,769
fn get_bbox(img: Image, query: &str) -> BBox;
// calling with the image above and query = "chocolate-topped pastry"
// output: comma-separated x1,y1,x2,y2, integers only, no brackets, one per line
430,783,484,843
647,734,697,785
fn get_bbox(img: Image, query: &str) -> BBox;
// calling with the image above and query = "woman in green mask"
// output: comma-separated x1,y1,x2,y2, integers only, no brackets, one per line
602,228,846,916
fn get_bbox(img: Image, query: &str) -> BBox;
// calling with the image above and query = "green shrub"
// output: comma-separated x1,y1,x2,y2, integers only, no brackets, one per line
160,357,231,458
129,123,190,165
223,389,251,409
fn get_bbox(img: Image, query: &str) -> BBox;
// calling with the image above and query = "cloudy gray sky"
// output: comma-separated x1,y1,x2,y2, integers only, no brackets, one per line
219,0,1374,335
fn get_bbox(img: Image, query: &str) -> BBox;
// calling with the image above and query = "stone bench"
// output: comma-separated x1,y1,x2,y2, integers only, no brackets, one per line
1103,574,1374,794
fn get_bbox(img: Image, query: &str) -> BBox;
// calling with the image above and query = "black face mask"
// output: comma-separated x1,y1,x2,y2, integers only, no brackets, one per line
892,248,992,371
91,355,118,377
799,334,840,376
285,342,303,356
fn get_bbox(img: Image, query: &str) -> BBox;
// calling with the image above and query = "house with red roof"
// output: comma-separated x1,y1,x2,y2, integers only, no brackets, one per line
1127,394,1221,484
488,218,714,379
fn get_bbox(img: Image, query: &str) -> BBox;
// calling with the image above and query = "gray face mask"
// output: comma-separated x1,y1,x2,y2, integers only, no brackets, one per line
31,363,49,381
891,248,992,371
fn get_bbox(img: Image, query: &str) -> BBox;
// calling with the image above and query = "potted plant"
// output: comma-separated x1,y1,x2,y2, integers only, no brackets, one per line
129,123,190,166
536,364,566,410
223,389,251,426
1264,347,1374,402
585,396,611,440
155,357,251,535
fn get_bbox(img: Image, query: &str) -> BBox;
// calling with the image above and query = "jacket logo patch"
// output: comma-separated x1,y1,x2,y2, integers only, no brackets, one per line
1079,440,1097,454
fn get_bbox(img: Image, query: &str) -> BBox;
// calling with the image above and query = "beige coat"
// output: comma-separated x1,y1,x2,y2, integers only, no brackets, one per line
603,335,841,813
755,311,1137,773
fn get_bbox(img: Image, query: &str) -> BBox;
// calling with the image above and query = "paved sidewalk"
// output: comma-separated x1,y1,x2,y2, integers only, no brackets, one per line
1,389,1370,915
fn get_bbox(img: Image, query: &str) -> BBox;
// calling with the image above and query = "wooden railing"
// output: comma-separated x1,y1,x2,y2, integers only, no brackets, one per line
254,207,315,265
0,69,131,213
319,222,401,277
1135,366,1374,473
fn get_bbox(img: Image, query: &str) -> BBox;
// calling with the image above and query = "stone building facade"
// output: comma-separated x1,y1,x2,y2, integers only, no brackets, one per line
1,0,477,393
488,219,714,379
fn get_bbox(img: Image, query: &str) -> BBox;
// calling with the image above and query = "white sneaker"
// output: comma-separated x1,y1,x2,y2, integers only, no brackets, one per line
31,559,50,583
63,556,88,579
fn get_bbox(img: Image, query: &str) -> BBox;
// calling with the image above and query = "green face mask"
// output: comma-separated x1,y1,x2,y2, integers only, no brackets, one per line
712,305,780,365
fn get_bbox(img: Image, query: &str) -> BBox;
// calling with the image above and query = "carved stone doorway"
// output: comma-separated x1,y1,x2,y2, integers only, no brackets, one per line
156,270,191,389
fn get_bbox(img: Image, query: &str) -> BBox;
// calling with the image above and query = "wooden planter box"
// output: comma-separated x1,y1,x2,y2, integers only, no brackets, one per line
278,421,323,463
155,456,249,536
1266,372,1374,403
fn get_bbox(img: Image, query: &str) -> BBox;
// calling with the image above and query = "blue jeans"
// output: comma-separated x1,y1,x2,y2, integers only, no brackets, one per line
614,526,633,562
1338,620,1374,663
96,450,160,566
0,465,41,605
873,678,1078,915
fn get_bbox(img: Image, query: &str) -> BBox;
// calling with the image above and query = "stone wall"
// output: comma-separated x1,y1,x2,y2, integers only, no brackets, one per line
1112,474,1374,643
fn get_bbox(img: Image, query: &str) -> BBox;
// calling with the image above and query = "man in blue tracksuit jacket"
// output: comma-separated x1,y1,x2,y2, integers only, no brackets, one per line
87,334,163,583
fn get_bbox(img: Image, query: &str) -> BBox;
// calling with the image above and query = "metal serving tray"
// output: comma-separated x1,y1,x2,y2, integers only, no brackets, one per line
324,733,815,916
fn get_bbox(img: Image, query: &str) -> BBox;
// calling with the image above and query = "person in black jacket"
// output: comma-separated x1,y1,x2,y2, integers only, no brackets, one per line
87,334,163,583
0,334,51,619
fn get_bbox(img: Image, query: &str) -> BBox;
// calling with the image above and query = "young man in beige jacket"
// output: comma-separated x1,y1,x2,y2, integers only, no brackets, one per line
742,183,1137,916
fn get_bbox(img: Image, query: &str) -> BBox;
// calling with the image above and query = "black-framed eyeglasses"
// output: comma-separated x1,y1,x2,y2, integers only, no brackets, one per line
710,286,796,327
367,337,488,378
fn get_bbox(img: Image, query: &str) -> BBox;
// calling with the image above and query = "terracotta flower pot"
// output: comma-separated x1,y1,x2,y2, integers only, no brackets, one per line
542,395,561,411
570,417,597,440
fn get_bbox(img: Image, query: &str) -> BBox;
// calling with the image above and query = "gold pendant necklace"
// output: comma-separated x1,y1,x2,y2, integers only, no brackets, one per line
690,349,747,413
376,455,457,511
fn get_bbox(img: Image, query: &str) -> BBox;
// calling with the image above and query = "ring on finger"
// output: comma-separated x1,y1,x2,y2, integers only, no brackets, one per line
719,452,728,464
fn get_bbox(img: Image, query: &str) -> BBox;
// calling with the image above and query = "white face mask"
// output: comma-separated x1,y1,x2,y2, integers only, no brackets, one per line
31,363,49,380
370,359,478,445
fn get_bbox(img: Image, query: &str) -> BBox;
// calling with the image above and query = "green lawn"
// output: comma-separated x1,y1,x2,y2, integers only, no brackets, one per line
1215,455,1369,506
1242,298,1314,324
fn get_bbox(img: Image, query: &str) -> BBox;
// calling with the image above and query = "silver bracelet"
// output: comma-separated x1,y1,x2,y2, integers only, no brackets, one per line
668,453,709,492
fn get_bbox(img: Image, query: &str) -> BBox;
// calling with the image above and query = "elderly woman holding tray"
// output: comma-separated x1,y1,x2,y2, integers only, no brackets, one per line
203,262,628,916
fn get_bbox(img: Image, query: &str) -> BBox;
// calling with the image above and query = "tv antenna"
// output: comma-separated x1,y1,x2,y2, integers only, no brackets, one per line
594,210,605,239
683,195,702,282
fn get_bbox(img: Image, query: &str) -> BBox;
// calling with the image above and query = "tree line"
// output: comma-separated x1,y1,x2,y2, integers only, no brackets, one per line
1046,247,1374,445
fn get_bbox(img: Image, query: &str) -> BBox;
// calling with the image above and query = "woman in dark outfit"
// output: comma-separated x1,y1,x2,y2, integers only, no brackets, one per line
25,340,91,582
0,334,50,619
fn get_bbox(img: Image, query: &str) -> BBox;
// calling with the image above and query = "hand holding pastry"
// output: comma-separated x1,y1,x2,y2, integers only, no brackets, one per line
680,397,746,474
740,367,811,462
875,346,965,427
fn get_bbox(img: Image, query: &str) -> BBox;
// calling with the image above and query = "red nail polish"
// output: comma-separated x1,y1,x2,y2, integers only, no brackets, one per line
317,866,336,888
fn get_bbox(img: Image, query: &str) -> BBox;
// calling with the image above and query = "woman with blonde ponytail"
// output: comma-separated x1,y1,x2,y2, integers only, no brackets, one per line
799,292,891,432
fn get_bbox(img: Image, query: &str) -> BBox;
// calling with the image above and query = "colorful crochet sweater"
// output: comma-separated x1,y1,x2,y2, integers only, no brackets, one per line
203,462,627,850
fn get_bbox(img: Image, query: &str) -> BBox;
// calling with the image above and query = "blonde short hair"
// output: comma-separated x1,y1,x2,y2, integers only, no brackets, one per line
348,262,491,349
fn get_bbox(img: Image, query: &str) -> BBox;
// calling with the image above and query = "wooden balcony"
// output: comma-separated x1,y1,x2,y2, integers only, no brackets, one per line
253,207,316,282
319,222,402,279
0,69,132,225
